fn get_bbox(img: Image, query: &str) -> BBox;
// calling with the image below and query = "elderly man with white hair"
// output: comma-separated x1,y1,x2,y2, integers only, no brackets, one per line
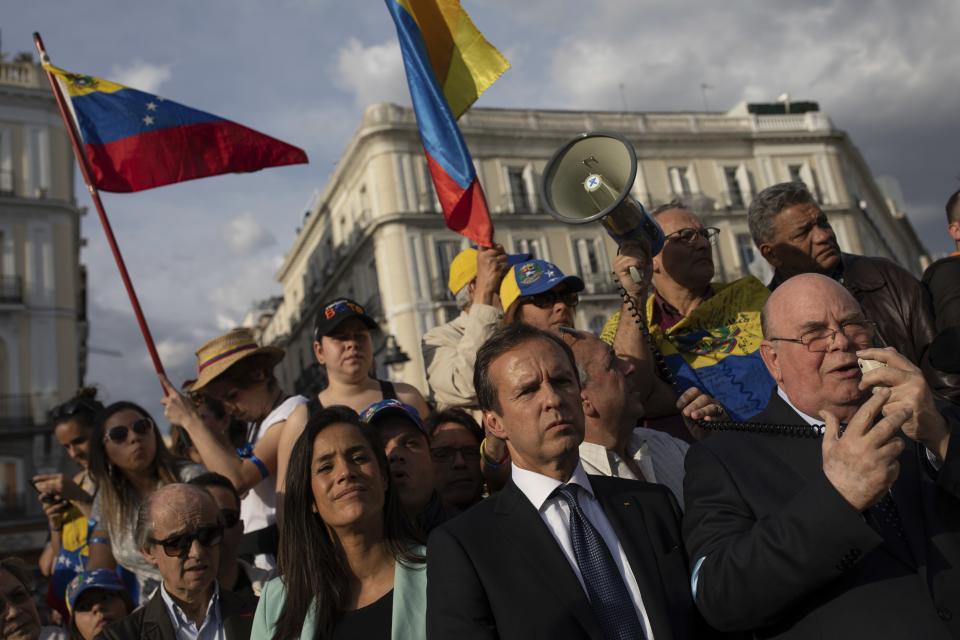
683,273,960,640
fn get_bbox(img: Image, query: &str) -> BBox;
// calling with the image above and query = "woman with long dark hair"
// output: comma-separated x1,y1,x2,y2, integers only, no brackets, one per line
84,401,203,604
252,406,426,639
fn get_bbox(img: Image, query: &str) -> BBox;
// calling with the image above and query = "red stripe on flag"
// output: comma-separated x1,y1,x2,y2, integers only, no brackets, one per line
83,120,307,193
425,150,493,247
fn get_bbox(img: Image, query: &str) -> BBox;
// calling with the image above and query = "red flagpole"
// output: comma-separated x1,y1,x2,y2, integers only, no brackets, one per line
33,32,167,381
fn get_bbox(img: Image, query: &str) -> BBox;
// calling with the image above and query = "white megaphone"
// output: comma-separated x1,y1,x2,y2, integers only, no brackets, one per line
540,131,665,261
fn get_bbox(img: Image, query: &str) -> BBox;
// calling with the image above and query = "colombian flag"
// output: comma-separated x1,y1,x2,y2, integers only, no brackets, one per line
44,64,307,193
386,0,509,247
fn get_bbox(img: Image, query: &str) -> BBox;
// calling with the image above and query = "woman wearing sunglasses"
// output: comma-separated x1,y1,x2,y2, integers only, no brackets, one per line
252,406,427,640
34,389,103,619
85,401,204,605
500,259,585,332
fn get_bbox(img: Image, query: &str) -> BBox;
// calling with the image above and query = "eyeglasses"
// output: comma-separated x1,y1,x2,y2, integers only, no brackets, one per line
769,320,876,353
431,446,482,464
220,508,241,529
50,397,99,423
664,227,720,246
520,290,579,309
148,524,225,557
103,418,154,444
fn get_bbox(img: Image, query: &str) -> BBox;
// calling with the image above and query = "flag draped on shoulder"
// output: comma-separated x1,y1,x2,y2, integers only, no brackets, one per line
43,64,308,193
386,0,509,247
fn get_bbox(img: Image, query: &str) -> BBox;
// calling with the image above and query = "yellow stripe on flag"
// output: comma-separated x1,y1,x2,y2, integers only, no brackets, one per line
398,0,509,119
42,63,126,97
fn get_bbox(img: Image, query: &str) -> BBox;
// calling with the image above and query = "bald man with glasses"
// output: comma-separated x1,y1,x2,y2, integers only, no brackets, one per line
683,273,960,640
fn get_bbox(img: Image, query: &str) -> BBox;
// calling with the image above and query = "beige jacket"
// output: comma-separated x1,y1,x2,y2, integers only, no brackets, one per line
421,304,501,418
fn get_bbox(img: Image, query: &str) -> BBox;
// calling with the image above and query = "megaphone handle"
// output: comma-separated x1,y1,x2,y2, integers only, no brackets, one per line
628,266,643,285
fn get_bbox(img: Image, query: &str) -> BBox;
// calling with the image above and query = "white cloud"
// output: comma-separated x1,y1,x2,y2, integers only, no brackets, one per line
333,38,409,108
109,60,172,94
223,212,276,255
151,338,195,370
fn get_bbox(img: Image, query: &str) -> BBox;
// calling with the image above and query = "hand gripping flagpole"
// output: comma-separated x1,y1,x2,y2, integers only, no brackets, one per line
33,32,167,381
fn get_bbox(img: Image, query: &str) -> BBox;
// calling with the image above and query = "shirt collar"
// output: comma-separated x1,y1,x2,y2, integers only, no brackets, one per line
776,387,823,427
160,581,221,632
511,460,594,511
578,433,649,474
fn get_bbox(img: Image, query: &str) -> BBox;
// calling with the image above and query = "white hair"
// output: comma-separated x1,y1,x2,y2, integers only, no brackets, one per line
455,285,473,311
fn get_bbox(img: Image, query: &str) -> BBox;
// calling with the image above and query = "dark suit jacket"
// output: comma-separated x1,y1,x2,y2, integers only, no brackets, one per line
97,584,254,640
427,473,705,640
683,391,960,639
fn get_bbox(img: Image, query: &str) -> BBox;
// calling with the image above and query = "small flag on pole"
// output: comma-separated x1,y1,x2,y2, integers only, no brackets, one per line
386,0,509,247
43,64,308,193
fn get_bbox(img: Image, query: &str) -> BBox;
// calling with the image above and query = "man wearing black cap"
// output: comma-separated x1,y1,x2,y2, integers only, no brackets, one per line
361,399,450,535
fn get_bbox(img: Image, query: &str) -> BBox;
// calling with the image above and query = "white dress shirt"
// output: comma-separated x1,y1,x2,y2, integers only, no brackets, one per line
511,461,656,639
579,427,689,507
159,582,224,640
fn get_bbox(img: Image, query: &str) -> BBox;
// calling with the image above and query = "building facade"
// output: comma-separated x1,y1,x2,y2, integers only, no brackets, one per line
259,101,929,399
0,58,87,554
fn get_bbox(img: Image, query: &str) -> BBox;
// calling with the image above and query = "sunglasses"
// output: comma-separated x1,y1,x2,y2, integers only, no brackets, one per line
51,397,99,423
220,508,240,529
520,290,579,309
103,418,154,444
148,524,225,557
73,589,123,613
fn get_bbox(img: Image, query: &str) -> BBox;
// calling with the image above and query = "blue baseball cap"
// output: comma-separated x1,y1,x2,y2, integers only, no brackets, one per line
359,399,428,436
65,569,126,614
499,259,585,313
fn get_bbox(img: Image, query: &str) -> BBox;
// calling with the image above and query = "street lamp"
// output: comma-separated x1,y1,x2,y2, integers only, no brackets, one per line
382,334,410,368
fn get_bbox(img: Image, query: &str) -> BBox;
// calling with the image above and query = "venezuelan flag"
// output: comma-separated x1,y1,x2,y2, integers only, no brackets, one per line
386,0,509,247
44,64,307,193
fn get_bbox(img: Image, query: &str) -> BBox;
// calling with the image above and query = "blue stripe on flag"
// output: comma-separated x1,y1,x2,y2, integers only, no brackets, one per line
70,88,222,146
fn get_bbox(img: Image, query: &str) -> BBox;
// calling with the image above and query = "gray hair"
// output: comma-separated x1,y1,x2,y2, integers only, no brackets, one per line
455,284,473,310
747,181,817,246
650,198,691,218
575,362,590,387
135,483,215,550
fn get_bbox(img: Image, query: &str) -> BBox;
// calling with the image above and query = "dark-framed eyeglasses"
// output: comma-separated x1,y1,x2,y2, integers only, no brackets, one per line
103,418,154,444
220,508,241,529
431,446,482,464
664,227,720,246
768,320,877,353
520,290,579,309
148,524,225,557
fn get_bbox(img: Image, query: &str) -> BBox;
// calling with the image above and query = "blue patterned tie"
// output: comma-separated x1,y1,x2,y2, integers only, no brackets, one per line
552,484,647,640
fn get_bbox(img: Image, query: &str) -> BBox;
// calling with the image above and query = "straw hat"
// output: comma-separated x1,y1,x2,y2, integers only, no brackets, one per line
190,328,284,392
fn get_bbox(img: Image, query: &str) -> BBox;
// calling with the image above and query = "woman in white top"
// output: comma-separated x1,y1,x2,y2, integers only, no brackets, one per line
161,327,307,566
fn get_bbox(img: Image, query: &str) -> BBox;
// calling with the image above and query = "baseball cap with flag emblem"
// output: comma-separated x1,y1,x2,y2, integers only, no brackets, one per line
499,259,585,315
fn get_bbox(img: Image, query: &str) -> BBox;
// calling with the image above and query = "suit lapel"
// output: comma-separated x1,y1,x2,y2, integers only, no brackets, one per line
591,478,672,639
142,592,178,640
760,392,920,570
219,589,254,640
494,480,603,639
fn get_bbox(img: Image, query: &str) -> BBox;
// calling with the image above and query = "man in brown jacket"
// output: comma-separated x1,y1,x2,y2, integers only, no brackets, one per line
748,181,959,402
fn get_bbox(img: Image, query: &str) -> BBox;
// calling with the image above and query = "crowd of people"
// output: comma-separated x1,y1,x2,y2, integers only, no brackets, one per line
5,181,960,640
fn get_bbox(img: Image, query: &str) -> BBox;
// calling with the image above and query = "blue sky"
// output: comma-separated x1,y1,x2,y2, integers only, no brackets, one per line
3,0,958,421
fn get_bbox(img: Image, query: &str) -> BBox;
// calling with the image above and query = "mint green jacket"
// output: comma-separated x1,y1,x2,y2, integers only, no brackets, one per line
250,549,427,640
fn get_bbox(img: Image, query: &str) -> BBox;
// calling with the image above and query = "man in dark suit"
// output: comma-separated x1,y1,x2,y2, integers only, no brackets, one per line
684,273,960,639
99,483,254,640
427,323,704,640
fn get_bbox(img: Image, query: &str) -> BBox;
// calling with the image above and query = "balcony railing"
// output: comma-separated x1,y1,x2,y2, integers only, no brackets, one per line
0,393,53,428
0,62,42,89
0,276,23,304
